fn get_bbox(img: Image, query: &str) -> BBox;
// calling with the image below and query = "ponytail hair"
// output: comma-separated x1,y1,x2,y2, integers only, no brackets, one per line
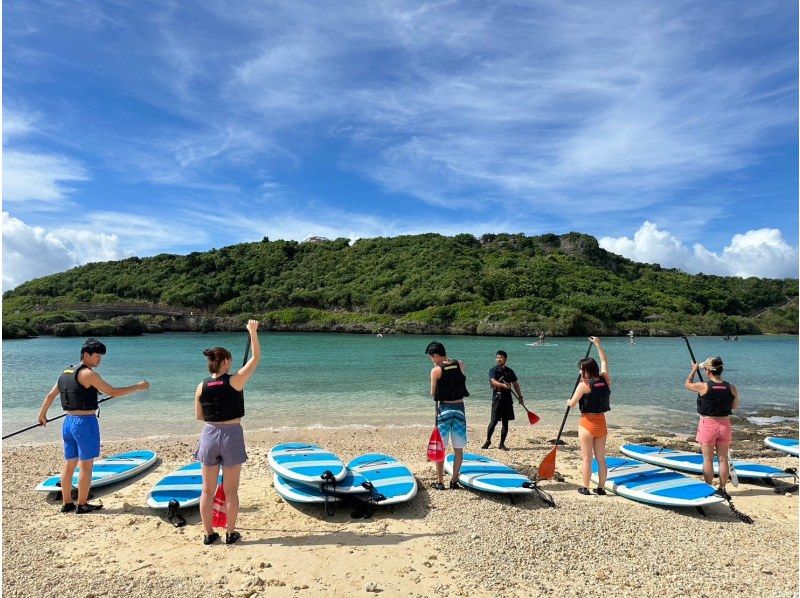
203,347,231,374
578,357,600,380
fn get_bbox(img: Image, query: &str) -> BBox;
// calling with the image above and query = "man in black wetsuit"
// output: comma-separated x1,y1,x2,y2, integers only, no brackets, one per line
482,350,524,450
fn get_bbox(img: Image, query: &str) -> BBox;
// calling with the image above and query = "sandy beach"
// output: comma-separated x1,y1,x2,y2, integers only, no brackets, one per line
3,423,798,598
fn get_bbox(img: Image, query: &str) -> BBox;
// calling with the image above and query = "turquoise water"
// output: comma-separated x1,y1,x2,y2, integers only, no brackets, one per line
2,333,797,443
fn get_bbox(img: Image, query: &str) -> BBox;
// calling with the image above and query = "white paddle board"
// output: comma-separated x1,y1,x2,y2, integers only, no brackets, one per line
444,453,534,494
273,475,342,504
268,443,347,485
147,461,222,509
620,444,795,481
36,450,157,492
764,437,799,457
348,453,418,505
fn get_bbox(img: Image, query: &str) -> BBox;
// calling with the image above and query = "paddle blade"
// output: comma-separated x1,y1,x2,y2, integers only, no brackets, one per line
728,450,739,487
537,446,558,480
427,427,445,462
525,407,540,425
212,483,227,528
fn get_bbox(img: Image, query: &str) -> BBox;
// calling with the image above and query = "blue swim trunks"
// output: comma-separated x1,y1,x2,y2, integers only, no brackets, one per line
437,403,467,449
62,415,101,461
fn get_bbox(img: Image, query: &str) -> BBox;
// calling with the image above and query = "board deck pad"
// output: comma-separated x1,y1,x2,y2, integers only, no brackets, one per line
36,450,157,492
620,444,795,480
268,443,347,485
592,457,724,508
147,462,222,509
348,453,418,505
444,453,534,494
764,437,800,457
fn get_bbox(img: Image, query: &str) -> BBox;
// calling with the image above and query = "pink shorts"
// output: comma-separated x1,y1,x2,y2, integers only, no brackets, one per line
696,417,732,446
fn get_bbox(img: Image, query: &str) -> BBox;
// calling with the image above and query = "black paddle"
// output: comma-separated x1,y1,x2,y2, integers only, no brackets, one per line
3,395,112,440
537,340,594,480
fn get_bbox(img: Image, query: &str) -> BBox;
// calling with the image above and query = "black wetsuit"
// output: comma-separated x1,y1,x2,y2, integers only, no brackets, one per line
486,365,518,446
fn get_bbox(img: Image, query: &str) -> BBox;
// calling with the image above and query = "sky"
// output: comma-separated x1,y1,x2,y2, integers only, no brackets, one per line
3,0,798,290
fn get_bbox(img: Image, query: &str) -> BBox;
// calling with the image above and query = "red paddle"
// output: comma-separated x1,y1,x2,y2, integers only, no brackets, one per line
427,402,445,462
506,385,539,425
211,483,227,528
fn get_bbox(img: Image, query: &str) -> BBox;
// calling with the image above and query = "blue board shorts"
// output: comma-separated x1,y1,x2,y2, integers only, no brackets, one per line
195,422,248,467
437,403,468,449
62,415,101,461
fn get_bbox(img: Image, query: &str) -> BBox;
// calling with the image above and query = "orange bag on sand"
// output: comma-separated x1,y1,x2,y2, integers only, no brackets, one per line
212,483,227,528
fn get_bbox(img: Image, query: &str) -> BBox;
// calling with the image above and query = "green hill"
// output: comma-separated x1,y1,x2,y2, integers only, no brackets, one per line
3,232,797,338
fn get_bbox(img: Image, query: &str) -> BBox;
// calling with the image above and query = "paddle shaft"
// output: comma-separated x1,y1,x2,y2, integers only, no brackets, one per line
2,395,112,440
552,341,594,445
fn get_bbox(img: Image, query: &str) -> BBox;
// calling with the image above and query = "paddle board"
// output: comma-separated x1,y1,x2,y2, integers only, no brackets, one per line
764,437,799,457
348,453,418,505
273,475,342,504
36,450,157,492
592,457,724,507
147,461,222,509
525,343,558,347
444,453,534,494
620,444,795,481
268,443,347,485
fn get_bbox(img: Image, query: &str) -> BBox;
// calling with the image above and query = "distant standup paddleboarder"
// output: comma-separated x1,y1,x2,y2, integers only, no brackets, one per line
482,350,525,450
567,337,610,496
195,320,261,546
37,338,150,514
426,341,469,490
684,356,739,499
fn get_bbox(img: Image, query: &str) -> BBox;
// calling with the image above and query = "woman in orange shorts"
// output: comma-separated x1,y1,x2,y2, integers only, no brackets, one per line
568,337,610,496
684,356,739,498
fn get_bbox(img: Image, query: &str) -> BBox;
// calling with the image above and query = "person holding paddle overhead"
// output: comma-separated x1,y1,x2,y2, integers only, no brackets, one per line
426,341,469,490
195,320,261,546
482,350,525,450
36,338,150,514
567,337,610,496
684,356,739,499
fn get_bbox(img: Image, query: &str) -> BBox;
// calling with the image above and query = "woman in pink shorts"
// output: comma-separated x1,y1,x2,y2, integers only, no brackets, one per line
684,356,740,497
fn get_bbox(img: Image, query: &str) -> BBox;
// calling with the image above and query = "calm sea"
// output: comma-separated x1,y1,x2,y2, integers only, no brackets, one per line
2,333,797,443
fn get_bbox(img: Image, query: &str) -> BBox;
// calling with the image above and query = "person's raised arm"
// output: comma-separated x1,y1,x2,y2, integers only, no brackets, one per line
684,363,706,394
230,320,261,391
591,337,610,386
81,369,149,398
37,382,60,426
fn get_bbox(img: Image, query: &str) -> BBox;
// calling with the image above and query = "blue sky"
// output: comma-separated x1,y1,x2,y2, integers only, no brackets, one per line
3,1,798,289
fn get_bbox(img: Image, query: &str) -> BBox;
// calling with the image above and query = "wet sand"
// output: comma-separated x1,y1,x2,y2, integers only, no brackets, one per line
2,420,798,597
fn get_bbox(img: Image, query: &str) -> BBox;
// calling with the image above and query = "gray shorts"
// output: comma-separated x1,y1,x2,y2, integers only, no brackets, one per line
195,422,248,467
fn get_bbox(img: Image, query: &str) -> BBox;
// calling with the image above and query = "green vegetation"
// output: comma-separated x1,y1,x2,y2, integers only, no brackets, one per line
3,232,797,338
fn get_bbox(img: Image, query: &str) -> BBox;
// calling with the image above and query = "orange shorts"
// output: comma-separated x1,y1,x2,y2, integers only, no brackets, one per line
579,413,607,438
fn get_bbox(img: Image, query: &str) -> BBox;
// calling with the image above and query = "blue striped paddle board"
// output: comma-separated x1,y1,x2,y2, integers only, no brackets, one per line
348,453,418,505
620,444,795,481
268,443,347,485
444,453,534,494
273,475,343,504
592,457,724,508
146,462,222,509
36,450,157,492
764,437,799,457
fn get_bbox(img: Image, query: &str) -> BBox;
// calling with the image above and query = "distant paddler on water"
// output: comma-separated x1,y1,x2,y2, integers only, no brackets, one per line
194,319,261,546
35,338,150,514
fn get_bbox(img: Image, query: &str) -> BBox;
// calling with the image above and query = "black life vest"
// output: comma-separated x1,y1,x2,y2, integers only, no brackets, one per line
199,373,245,422
578,375,611,414
696,381,734,417
435,360,469,402
58,364,99,411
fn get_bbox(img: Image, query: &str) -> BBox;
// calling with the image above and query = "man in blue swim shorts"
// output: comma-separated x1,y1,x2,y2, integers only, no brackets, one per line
426,341,470,490
37,338,150,514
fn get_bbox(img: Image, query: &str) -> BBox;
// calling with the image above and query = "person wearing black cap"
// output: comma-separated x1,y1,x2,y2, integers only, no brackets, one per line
425,341,469,490
482,350,525,450
37,338,150,514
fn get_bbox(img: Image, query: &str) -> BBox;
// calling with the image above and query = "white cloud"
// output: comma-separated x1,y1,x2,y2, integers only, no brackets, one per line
600,221,798,279
2,150,89,206
2,212,122,290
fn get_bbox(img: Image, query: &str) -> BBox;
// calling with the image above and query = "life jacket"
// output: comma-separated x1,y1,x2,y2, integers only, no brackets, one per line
578,375,610,414
199,373,245,422
435,360,469,402
696,381,734,417
58,364,99,411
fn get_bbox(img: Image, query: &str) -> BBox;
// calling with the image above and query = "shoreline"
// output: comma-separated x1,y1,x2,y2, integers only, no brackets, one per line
3,423,798,597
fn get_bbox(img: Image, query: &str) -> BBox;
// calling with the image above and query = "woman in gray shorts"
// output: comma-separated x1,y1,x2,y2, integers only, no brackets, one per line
194,319,261,545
